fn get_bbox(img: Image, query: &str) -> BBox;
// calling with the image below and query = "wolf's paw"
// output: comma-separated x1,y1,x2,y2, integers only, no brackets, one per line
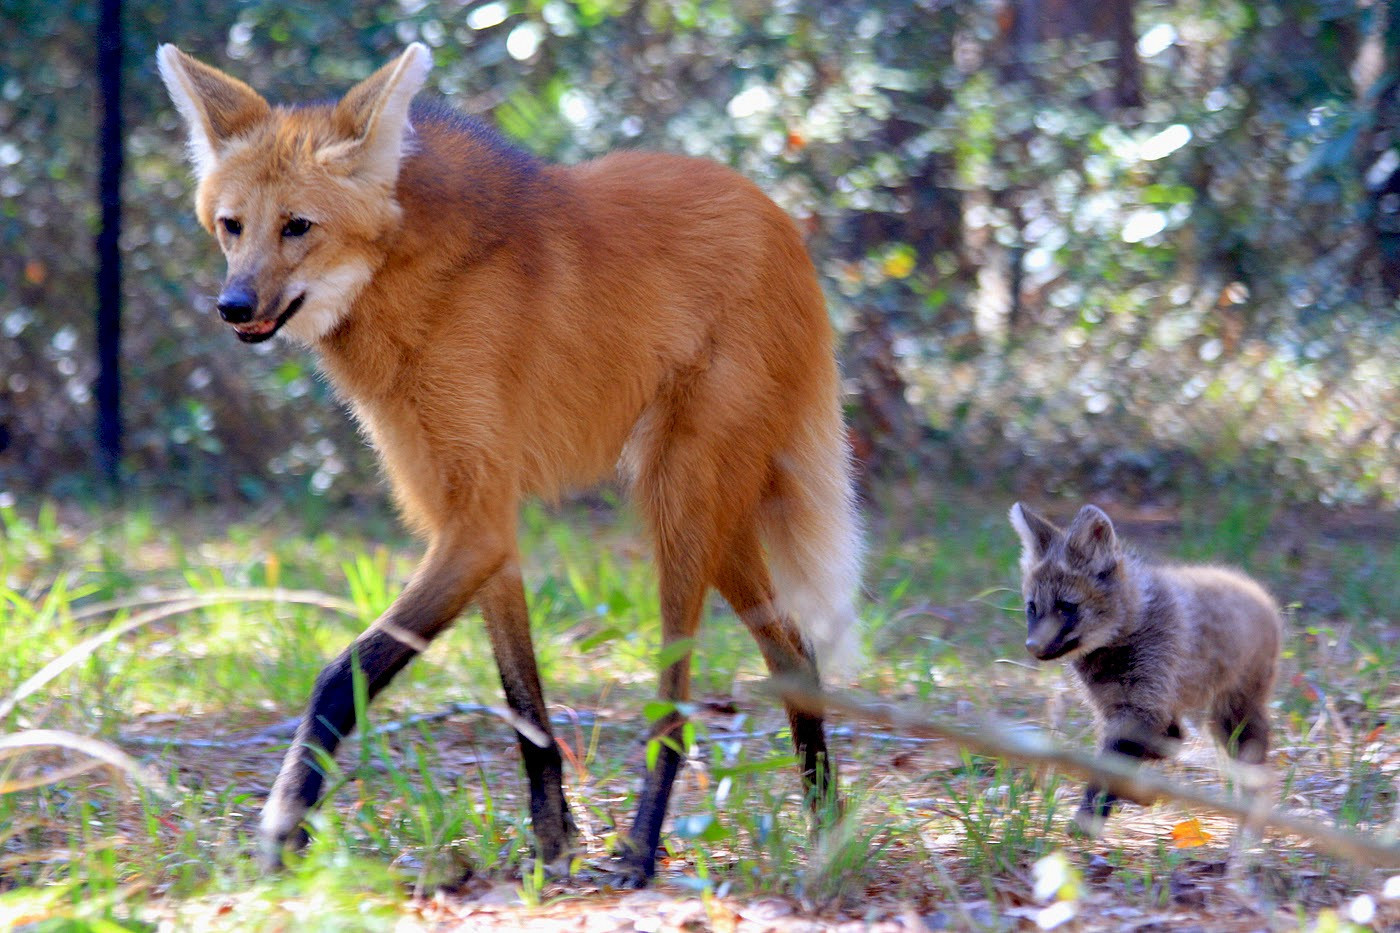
596,840,655,890
519,852,577,883
604,861,652,890
256,818,309,873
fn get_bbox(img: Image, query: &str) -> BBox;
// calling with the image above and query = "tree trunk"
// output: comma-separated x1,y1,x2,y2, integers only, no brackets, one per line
1004,0,1141,111
96,0,124,484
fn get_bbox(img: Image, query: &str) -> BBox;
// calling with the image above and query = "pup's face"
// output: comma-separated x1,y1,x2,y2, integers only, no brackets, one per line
1009,503,1125,661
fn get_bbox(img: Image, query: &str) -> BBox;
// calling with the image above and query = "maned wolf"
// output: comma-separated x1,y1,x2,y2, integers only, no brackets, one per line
1009,502,1281,834
158,42,862,884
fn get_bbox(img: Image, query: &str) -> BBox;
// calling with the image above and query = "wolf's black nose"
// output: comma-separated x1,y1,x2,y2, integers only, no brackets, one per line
217,284,257,324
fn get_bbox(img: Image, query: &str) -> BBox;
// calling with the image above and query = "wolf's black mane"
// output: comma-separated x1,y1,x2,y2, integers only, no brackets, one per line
410,98,542,175
284,95,542,176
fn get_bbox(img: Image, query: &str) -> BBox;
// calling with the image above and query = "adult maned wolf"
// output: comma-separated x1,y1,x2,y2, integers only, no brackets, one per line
157,42,862,884
1009,503,1282,835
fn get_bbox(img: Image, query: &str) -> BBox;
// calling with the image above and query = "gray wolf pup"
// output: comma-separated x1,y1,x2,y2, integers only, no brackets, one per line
1010,502,1282,834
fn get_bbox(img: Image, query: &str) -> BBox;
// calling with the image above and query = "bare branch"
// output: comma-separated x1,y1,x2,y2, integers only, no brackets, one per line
770,679,1400,869
118,701,552,751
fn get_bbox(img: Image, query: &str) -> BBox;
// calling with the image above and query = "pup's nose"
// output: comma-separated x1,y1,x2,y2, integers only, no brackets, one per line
216,284,257,324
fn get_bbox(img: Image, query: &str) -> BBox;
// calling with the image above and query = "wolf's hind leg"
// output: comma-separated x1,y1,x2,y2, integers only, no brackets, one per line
712,521,836,816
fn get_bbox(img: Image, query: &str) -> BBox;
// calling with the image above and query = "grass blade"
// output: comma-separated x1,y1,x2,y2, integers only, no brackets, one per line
0,588,358,721
0,729,173,798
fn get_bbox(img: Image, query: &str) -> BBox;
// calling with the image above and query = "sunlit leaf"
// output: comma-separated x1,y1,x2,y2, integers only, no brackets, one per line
656,637,696,670
1031,850,1081,902
1170,817,1213,848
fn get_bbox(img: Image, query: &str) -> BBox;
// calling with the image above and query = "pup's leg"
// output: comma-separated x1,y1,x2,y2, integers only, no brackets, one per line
1075,711,1175,837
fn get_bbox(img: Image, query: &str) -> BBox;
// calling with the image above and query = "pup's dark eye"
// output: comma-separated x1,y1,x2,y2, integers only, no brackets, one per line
282,217,312,238
221,217,242,236
1054,599,1079,617
1026,600,1037,617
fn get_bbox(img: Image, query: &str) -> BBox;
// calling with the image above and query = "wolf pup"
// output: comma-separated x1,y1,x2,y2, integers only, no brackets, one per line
1009,502,1281,835
157,44,862,884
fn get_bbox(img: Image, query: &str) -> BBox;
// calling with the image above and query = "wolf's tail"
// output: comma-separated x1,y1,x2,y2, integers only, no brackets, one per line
759,399,864,680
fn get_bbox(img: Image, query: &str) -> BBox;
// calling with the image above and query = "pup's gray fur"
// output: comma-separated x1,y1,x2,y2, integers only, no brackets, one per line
1009,502,1283,834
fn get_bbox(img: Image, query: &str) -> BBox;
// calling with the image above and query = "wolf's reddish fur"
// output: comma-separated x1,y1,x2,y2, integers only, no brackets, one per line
158,42,862,884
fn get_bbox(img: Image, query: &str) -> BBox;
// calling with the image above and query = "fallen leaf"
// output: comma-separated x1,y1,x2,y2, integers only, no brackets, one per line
1291,673,1322,702
1170,818,1213,849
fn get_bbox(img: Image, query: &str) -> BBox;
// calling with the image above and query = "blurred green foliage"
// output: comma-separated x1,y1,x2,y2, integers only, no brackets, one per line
1,0,1397,506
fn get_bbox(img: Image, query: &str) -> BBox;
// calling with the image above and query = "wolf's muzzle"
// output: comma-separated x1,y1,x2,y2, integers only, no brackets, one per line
217,283,258,324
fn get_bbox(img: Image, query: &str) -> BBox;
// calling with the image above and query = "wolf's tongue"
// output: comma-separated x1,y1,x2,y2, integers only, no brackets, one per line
238,319,276,335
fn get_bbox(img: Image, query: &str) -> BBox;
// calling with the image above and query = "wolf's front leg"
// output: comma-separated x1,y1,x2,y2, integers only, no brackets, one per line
258,537,496,870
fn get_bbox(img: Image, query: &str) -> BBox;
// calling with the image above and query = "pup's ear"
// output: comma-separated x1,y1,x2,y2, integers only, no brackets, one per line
157,44,270,181
1063,504,1119,575
325,43,432,188
1009,502,1060,576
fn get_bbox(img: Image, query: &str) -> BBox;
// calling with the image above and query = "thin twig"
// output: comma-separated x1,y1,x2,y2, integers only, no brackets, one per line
0,757,108,794
768,678,1400,869
59,588,357,625
118,702,557,751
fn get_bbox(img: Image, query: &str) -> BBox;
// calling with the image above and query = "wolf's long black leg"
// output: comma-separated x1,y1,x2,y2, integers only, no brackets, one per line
258,537,500,870
713,525,838,816
476,563,576,868
1074,719,1173,837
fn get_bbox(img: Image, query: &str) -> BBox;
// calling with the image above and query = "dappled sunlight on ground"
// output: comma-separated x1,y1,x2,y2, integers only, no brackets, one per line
3,490,1399,928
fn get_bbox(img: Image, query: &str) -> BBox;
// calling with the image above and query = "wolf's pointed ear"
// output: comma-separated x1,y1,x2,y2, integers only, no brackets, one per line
157,44,270,180
1064,504,1119,575
1010,502,1060,575
328,43,432,187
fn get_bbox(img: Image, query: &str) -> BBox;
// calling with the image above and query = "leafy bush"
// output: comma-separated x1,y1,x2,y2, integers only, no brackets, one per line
1,0,1396,505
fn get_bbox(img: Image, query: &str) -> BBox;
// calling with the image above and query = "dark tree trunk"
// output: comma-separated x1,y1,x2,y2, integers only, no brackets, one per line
1005,0,1141,110
1360,3,1400,300
96,0,124,483
1365,77,1400,300
844,306,929,486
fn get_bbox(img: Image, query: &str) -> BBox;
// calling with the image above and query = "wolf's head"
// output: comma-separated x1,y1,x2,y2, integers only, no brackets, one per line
1009,502,1128,661
157,44,431,344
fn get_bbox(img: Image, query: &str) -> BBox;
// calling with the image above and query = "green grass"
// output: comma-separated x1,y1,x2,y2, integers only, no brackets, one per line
1,487,1398,929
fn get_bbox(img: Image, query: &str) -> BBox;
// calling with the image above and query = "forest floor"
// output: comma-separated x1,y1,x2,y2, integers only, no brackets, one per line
2,484,1398,930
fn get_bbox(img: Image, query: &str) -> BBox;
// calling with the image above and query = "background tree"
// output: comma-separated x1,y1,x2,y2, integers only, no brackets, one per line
1,0,1397,506
96,0,123,485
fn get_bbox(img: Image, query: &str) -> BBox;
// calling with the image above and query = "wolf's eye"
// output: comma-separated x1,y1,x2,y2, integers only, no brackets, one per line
282,217,313,238
1054,599,1079,618
1026,600,1037,617
221,217,242,237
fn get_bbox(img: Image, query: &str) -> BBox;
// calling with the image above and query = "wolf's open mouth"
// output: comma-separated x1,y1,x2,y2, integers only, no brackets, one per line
233,293,305,344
